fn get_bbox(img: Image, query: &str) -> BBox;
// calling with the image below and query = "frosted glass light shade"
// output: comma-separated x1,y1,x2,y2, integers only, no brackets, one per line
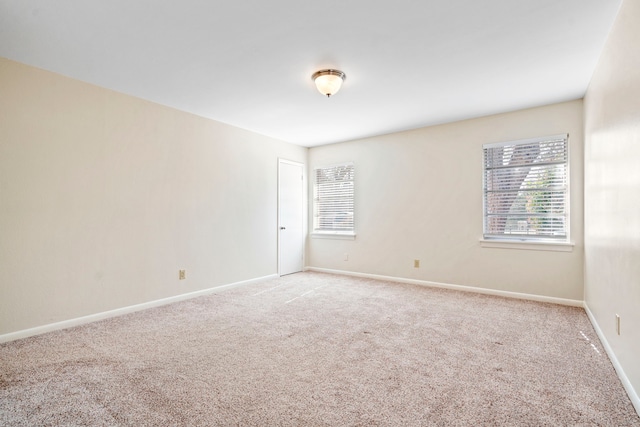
312,69,346,97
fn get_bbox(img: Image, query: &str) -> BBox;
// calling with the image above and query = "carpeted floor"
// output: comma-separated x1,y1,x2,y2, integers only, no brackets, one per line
1,272,639,426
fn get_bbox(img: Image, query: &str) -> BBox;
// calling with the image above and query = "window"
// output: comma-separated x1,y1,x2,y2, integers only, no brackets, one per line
483,134,569,242
313,163,354,235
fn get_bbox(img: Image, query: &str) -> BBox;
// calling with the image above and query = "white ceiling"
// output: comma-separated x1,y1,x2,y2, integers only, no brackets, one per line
0,0,622,147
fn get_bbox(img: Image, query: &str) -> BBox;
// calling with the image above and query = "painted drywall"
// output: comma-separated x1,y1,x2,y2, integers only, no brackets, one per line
308,100,584,300
0,58,307,335
584,0,640,408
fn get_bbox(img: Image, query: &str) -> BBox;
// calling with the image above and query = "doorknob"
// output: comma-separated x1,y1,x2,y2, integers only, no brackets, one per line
280,227,286,230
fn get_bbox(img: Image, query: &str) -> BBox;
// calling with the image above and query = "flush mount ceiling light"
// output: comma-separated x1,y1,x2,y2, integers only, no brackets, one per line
312,69,346,97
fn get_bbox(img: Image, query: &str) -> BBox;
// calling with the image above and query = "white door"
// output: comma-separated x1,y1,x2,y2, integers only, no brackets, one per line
278,160,304,276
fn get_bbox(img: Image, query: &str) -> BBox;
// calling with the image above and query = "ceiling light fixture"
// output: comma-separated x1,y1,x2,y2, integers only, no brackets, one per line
312,69,346,97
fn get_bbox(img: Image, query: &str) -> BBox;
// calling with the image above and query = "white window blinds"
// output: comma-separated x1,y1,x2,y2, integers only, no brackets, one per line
313,163,354,233
483,135,569,241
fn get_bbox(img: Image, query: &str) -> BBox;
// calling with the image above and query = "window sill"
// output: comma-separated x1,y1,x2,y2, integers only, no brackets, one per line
479,239,574,252
311,232,356,240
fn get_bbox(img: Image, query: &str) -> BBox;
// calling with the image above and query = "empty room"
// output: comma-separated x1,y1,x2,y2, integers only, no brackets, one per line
1,0,639,425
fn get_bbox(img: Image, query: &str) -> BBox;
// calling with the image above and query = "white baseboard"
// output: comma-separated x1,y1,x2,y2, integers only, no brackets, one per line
0,274,278,344
584,303,640,416
305,267,584,307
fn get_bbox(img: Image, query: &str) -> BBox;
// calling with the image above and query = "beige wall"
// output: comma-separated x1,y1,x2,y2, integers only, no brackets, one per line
584,0,640,409
308,100,584,301
0,58,307,335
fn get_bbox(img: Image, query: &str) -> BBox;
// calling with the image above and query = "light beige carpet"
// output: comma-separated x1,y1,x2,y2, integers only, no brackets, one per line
1,272,639,426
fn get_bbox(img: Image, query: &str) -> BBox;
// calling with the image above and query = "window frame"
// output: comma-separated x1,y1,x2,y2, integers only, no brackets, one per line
311,162,355,239
481,134,571,247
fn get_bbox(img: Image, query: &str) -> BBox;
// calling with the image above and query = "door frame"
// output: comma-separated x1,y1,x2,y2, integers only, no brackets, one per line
277,158,306,276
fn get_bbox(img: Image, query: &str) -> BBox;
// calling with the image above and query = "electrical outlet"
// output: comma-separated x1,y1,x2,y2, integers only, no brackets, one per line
179,270,186,280
414,259,420,268
344,253,349,261
616,314,620,335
